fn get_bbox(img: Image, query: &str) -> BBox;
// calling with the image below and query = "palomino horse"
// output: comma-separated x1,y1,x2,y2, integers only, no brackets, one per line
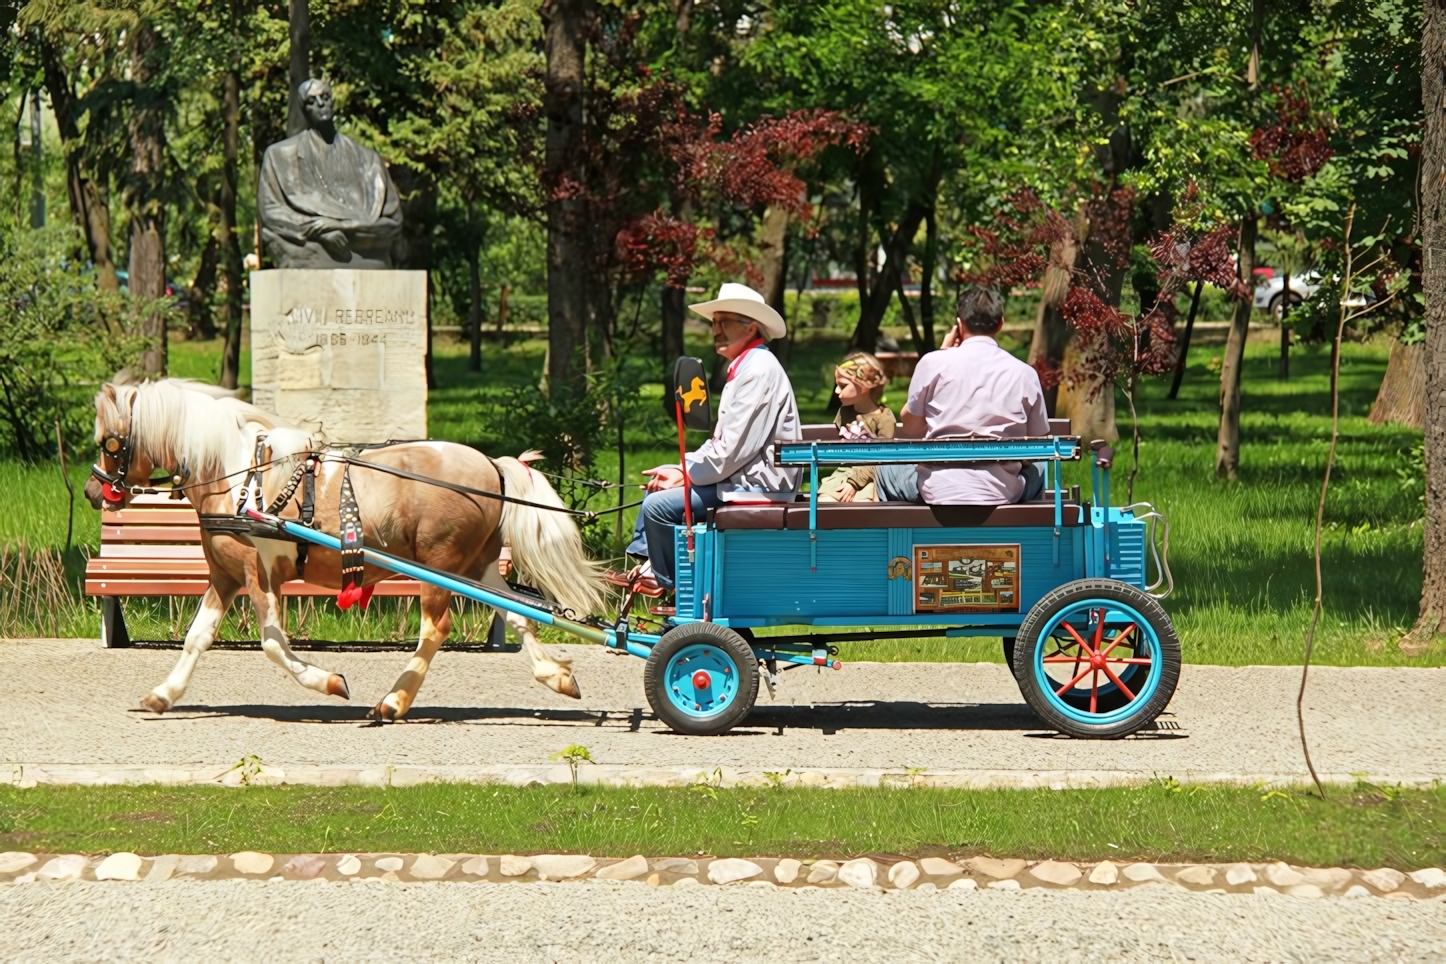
84,379,604,720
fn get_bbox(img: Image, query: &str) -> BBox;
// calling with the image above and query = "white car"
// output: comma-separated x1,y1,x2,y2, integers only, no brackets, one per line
1253,271,1319,318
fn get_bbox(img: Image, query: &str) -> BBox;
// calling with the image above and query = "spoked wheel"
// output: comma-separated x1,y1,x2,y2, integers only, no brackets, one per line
1013,579,1180,738
644,623,759,736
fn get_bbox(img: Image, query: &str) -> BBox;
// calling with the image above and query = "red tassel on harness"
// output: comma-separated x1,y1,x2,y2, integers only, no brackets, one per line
336,582,376,612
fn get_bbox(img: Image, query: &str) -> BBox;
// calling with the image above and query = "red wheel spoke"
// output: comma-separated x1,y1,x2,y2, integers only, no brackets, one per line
1099,663,1136,701
1090,670,1098,714
1044,655,1093,663
1061,620,1097,656
1099,624,1137,659
1055,664,1094,696
1091,608,1106,653
1105,657,1152,665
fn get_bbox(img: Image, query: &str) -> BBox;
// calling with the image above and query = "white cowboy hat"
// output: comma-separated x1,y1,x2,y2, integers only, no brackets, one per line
689,282,787,341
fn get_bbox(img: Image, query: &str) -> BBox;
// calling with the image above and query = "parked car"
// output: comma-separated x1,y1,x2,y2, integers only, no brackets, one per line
1253,271,1319,319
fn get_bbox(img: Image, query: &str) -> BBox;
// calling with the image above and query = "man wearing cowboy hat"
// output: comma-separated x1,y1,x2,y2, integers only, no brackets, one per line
620,283,801,595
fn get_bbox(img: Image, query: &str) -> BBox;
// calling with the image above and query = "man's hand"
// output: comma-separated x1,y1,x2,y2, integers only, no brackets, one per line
835,482,858,503
643,464,684,492
941,322,964,349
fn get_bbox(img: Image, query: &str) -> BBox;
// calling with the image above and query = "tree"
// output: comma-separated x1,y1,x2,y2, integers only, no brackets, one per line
1414,0,1446,643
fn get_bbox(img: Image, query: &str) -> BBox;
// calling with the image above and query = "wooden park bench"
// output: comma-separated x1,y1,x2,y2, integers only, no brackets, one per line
84,492,424,648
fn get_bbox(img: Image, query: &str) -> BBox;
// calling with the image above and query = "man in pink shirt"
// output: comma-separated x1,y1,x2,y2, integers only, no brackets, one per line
874,285,1049,505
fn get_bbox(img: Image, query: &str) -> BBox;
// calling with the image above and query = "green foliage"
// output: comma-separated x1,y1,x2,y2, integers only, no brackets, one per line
0,224,145,461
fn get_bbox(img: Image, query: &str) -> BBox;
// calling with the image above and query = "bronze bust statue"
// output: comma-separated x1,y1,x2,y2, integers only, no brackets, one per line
257,79,404,269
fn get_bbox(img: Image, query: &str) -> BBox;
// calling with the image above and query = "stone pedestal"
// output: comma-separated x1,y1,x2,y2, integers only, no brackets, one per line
250,269,427,441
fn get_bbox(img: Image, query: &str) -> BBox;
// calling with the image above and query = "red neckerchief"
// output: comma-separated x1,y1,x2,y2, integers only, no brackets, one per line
726,337,766,382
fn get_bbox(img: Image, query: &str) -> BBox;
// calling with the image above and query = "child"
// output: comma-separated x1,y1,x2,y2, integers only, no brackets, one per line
818,351,895,502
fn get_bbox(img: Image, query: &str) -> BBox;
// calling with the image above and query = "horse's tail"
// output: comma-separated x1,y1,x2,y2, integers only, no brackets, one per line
495,456,606,617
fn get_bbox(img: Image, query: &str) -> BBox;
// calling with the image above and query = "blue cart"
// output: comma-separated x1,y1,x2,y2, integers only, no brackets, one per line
252,429,1177,740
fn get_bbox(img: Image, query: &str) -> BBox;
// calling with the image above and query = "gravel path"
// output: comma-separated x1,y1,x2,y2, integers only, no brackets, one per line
6,638,1444,784
2,879,1442,962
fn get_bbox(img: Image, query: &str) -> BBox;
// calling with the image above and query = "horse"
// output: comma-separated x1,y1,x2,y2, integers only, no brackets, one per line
83,378,605,721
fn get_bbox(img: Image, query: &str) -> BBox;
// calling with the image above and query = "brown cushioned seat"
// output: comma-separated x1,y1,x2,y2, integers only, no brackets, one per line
714,501,1081,530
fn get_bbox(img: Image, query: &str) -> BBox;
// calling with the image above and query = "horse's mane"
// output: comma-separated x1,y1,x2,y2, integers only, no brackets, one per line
102,379,324,481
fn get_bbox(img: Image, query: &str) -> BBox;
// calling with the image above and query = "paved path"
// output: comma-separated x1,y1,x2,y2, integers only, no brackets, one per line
3,879,1442,962
5,638,1443,786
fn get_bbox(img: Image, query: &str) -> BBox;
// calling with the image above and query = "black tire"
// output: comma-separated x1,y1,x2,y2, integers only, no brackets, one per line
1002,636,1018,676
644,623,759,736
1268,291,1303,321
1012,578,1180,739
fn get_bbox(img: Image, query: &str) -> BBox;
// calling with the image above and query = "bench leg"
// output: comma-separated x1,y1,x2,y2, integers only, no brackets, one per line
485,611,510,651
101,597,132,649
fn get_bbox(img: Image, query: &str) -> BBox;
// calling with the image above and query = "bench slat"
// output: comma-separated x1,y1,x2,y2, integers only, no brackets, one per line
101,524,204,543
87,578,426,597
103,507,201,525
99,544,206,559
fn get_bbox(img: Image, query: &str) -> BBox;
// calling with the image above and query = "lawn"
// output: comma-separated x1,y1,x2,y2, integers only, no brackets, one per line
2,780,1441,869
1,320,1431,668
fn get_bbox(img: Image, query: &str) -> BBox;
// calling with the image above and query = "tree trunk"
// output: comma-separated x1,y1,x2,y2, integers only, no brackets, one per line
542,0,591,399
661,284,686,371
219,52,243,389
127,23,167,377
287,0,311,137
468,203,484,373
1412,0,1446,644
29,89,44,229
40,40,117,292
1215,216,1258,479
850,201,926,352
1167,279,1204,399
919,204,939,351
1029,207,1084,414
184,235,219,341
1369,338,1426,428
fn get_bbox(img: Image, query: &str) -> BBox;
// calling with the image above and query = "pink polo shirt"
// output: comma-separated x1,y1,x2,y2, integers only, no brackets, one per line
906,335,1049,505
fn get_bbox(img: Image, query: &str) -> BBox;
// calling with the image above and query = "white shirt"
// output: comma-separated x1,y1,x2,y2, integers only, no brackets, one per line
906,335,1049,504
687,345,802,502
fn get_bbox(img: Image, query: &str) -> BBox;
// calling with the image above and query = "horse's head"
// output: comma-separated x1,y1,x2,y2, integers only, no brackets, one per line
86,382,159,511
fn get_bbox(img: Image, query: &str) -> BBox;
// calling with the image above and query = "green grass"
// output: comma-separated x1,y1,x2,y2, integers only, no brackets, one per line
3,781,1442,868
2,324,1433,666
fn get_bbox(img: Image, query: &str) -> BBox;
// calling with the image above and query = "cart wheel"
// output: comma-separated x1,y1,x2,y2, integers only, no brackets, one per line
1002,636,1017,676
1013,579,1180,738
644,623,759,736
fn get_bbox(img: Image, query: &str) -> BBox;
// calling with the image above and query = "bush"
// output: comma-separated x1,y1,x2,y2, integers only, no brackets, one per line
0,225,148,461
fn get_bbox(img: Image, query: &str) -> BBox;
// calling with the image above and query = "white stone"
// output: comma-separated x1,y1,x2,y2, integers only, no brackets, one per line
1408,867,1446,888
1343,885,1373,898
499,855,532,877
1286,884,1324,898
1361,867,1405,892
1029,861,1082,886
919,857,961,877
177,856,218,875
1263,862,1305,887
672,876,702,889
1123,863,1166,883
774,859,801,884
806,860,839,884
987,879,1021,890
1253,886,1279,895
233,852,275,875
533,854,597,880
707,858,763,885
595,855,648,881
838,858,878,889
250,269,429,442
268,876,284,882
408,854,455,880
1088,862,1118,885
0,853,37,874
374,857,404,873
915,882,938,892
888,861,920,890
947,878,978,891
336,855,362,876
284,855,328,879
1225,863,1257,886
461,856,489,877
12,873,35,884
966,857,1026,879
146,855,179,882
37,855,86,881
1175,865,1217,886
651,858,698,875
94,853,142,881
1302,867,1353,891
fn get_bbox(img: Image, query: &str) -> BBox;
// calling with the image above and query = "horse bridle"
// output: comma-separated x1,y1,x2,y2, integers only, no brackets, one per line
90,395,191,503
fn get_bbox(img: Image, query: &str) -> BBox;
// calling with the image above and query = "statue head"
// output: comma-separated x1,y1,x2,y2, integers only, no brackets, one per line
298,78,335,129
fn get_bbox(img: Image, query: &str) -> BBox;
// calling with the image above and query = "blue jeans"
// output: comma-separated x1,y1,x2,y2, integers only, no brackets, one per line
625,484,723,589
874,463,1044,504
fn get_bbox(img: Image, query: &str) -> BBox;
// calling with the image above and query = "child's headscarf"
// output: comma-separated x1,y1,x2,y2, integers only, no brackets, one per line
836,351,889,401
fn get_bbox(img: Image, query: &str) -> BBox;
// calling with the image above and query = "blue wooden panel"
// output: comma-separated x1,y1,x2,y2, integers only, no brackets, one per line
673,526,702,619
716,529,890,618
1109,519,1146,589
887,528,914,615
911,526,1083,614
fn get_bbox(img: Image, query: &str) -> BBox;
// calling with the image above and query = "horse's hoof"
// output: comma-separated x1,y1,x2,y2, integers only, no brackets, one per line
327,674,351,700
368,701,400,722
140,693,171,715
558,676,582,700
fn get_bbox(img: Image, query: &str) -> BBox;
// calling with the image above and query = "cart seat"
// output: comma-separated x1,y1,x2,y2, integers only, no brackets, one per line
711,501,1083,530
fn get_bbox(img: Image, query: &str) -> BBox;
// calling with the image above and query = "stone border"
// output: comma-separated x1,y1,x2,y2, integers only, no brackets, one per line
2,851,1443,899
10,763,1444,790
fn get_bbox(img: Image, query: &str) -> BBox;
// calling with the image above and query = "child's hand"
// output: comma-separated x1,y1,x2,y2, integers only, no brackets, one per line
835,483,858,503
